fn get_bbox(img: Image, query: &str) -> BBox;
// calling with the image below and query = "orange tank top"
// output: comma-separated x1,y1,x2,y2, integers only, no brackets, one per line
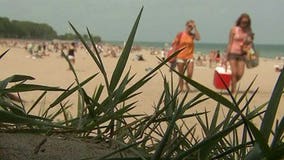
174,31,195,59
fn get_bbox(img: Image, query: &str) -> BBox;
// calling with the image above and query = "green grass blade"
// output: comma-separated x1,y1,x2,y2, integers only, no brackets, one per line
269,143,284,159
246,120,271,157
118,75,155,103
4,74,34,83
164,125,197,158
271,117,284,147
81,89,96,118
151,104,183,159
172,69,238,112
0,100,26,116
27,91,47,114
118,49,182,106
60,102,72,126
212,141,254,160
93,84,104,102
3,84,65,93
62,51,80,84
0,75,35,90
49,102,72,121
68,24,109,90
0,110,64,128
68,24,102,71
154,112,207,123
223,109,234,129
0,49,9,59
163,77,176,117
49,73,98,108
260,69,284,142
112,68,133,100
240,109,249,158
196,112,210,137
86,28,109,87
181,93,206,112
109,7,143,92
175,110,263,160
237,76,257,105
210,104,221,134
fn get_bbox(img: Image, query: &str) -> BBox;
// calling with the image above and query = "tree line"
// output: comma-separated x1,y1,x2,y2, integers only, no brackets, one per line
0,17,101,42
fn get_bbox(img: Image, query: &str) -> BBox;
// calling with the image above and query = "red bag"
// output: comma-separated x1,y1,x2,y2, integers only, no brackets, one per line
167,32,183,63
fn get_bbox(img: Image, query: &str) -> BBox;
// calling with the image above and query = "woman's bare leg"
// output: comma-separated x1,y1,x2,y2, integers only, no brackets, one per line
186,61,194,91
177,62,185,91
229,59,238,93
236,60,245,82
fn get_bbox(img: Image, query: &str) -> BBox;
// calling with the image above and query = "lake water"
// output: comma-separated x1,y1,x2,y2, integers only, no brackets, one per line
108,41,284,59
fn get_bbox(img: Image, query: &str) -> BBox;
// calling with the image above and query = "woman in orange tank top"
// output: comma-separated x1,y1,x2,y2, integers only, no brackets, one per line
226,13,254,93
172,20,200,92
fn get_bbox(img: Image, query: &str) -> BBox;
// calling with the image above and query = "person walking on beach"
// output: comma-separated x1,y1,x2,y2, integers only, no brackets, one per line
67,42,76,69
226,13,254,93
174,20,200,92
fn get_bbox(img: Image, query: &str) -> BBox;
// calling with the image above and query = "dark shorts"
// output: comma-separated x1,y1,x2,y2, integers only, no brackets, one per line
228,53,246,61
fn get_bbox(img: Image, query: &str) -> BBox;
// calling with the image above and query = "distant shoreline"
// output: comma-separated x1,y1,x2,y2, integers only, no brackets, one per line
106,40,284,58
0,38,283,59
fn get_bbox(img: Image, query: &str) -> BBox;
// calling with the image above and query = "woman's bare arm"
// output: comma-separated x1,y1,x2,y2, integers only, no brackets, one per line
226,27,234,56
193,26,200,41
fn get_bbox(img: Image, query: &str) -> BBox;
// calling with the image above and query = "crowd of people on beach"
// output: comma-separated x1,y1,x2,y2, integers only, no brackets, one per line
1,13,284,94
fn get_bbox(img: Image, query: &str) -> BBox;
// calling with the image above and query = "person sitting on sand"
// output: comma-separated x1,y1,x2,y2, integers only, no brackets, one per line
132,54,145,61
104,47,117,58
274,64,284,72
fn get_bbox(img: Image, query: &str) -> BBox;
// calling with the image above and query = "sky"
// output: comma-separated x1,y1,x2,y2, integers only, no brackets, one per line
0,0,283,44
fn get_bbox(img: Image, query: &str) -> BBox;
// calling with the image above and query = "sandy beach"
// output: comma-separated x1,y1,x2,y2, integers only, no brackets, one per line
0,42,283,127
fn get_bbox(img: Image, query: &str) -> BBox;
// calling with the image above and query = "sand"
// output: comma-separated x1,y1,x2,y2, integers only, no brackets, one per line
0,43,284,159
0,133,133,160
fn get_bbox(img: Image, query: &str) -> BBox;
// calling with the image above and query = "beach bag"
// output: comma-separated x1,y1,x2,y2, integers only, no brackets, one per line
244,44,259,69
167,32,183,63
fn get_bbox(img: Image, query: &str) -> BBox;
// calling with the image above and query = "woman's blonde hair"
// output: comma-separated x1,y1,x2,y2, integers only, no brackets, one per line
186,20,194,26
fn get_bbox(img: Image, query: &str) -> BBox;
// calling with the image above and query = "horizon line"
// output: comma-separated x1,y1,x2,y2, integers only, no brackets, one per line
104,40,284,46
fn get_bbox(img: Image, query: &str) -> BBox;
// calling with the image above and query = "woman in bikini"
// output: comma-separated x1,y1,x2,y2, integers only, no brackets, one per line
226,13,254,93
173,20,200,92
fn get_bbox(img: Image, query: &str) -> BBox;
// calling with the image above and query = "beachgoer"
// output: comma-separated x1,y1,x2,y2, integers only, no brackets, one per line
196,55,203,66
174,20,200,92
275,65,284,72
209,50,216,68
161,48,166,61
68,42,76,68
226,13,254,93
215,50,221,63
